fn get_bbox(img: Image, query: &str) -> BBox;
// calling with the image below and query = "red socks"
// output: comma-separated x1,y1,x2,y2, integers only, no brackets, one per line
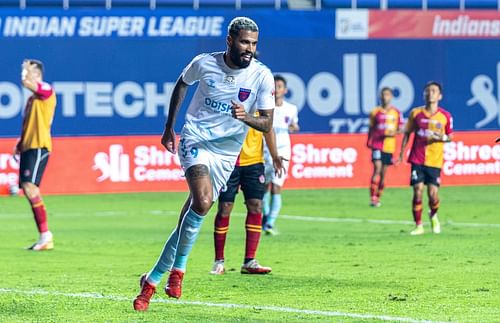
245,212,262,261
370,179,379,200
214,212,263,262
429,198,440,217
29,195,48,233
214,214,230,261
377,182,385,198
412,198,423,225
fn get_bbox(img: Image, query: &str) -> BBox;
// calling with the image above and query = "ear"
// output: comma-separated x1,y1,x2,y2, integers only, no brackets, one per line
226,35,232,47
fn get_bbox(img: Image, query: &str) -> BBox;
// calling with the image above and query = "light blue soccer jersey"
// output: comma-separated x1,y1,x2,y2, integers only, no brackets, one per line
180,52,275,157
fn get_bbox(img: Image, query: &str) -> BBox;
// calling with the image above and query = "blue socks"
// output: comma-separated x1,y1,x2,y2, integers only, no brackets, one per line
262,191,271,216
172,208,205,271
147,226,179,285
266,194,282,228
147,208,205,285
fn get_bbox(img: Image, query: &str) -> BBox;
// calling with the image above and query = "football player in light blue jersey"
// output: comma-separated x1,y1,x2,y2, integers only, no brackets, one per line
133,17,279,311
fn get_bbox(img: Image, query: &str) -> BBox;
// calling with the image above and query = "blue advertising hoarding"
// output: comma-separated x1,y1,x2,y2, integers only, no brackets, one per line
0,8,499,137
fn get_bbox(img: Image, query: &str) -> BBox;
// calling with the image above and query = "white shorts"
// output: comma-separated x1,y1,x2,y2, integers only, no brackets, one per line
264,156,290,187
178,137,237,201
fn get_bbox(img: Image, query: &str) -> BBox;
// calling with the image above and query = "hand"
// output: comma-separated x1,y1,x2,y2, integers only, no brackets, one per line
231,100,247,121
385,129,396,137
396,153,404,165
21,60,37,80
273,156,288,177
161,127,176,154
13,138,21,156
427,131,442,143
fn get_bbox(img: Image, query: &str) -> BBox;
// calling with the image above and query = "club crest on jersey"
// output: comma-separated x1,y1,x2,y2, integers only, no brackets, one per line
223,75,235,85
238,88,251,102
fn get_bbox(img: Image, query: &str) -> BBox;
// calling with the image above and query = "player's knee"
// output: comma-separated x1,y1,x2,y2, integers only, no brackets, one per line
413,189,423,200
271,185,281,194
21,182,38,199
245,199,262,214
191,196,213,215
218,202,234,218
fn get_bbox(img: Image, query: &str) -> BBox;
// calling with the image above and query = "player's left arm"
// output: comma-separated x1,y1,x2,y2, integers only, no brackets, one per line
231,70,275,132
231,102,273,133
263,128,286,177
21,61,53,99
431,114,454,143
288,107,300,133
289,122,300,133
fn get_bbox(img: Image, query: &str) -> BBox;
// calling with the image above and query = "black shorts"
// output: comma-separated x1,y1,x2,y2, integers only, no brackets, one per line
410,164,441,187
19,148,50,187
372,149,393,166
219,163,266,203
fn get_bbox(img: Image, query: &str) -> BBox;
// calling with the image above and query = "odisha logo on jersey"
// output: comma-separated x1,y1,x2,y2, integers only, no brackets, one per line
238,88,252,102
204,98,232,114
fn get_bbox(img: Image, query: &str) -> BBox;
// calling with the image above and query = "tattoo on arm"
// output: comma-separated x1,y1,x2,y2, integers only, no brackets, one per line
186,165,210,180
165,77,189,129
244,109,273,133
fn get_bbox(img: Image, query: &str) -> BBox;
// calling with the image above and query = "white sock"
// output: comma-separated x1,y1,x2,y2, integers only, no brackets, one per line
40,231,53,242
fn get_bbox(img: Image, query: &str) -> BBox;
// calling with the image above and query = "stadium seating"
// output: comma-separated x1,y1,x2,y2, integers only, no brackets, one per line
1,0,286,7
322,0,500,8
1,0,499,8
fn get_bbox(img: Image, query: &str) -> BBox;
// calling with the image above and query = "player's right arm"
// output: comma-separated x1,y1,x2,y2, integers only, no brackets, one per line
21,60,39,92
161,77,189,154
161,54,205,153
398,109,416,163
367,109,376,148
263,129,286,177
232,69,275,133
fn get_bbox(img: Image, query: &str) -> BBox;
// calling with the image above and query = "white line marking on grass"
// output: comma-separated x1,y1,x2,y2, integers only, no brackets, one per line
0,288,449,323
233,212,500,228
2,210,499,229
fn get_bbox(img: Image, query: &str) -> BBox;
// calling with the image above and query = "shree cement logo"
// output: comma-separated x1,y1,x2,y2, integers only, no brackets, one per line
291,143,358,179
444,141,500,176
92,144,183,183
0,153,19,186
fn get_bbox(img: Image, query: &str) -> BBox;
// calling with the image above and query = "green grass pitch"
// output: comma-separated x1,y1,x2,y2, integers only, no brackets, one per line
1,185,499,322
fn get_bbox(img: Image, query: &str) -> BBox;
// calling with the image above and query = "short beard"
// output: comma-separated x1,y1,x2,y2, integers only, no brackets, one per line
229,46,252,68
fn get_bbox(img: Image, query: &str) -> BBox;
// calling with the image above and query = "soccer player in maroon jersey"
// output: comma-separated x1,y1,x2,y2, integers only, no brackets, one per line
367,87,403,207
399,82,453,235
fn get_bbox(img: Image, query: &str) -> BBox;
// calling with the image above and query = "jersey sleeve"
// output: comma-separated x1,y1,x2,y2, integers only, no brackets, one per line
36,82,54,100
181,54,207,86
256,69,275,110
445,112,454,135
